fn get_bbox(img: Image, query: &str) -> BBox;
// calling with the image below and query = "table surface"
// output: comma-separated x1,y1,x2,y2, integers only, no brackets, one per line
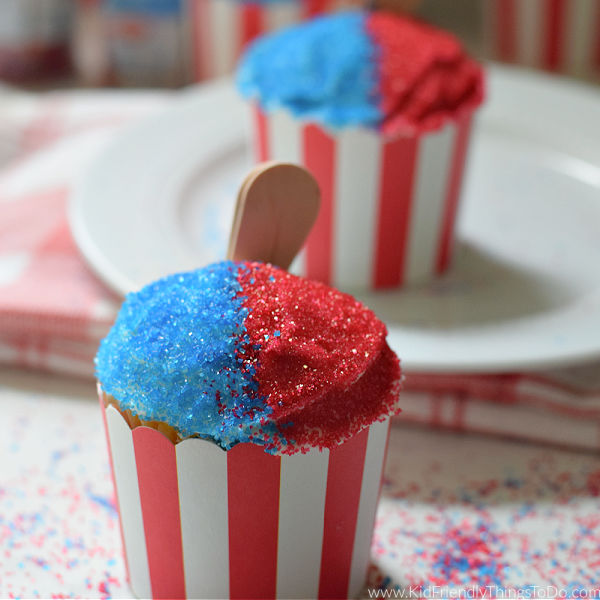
2,367,600,598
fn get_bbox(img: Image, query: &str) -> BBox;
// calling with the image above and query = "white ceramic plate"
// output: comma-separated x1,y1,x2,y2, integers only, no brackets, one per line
69,65,600,373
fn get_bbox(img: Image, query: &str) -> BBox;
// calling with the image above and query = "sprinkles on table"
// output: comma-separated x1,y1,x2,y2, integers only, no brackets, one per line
368,428,600,597
0,388,129,599
2,384,600,597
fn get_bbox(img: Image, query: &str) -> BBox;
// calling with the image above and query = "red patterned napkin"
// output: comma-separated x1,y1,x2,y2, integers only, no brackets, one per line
1,88,599,451
0,88,169,376
400,367,600,452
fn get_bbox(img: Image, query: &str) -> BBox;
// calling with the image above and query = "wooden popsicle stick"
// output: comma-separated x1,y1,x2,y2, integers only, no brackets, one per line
227,161,320,270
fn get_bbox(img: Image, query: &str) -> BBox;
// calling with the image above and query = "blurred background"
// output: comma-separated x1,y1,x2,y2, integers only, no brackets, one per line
0,0,597,91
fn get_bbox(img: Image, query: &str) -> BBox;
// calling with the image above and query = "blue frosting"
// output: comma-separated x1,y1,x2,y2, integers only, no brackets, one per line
236,11,381,129
96,262,276,449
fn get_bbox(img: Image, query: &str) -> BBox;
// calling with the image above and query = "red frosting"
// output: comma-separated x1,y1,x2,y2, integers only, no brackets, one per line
366,12,485,135
237,262,401,453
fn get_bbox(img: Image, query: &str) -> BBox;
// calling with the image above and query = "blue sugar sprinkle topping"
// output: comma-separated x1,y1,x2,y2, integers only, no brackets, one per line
95,262,275,449
236,11,381,130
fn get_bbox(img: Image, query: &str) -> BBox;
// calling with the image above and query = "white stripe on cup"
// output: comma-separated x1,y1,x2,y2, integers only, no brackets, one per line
406,122,456,283
177,438,229,599
563,0,597,76
334,128,381,289
265,0,300,31
516,0,544,67
209,0,240,77
348,418,390,598
105,406,152,599
277,447,329,599
289,248,306,279
268,110,302,162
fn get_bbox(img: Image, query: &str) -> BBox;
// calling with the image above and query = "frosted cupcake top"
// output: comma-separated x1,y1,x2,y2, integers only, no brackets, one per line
96,261,401,454
237,10,484,134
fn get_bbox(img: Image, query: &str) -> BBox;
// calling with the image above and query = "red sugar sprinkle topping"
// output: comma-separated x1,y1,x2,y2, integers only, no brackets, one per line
366,12,485,135
237,262,402,452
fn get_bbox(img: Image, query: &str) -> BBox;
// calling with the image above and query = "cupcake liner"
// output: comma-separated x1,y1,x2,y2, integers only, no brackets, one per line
100,391,391,599
485,0,600,80
252,105,475,290
189,0,335,81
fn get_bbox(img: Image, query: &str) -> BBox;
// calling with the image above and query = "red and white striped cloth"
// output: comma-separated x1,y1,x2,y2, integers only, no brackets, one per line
252,106,474,289
189,0,337,81
401,365,600,452
2,87,600,454
102,399,390,599
0,87,169,377
485,0,600,80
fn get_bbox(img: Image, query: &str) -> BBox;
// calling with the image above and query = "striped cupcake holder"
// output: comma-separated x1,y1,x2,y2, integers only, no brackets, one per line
238,10,485,290
101,394,391,599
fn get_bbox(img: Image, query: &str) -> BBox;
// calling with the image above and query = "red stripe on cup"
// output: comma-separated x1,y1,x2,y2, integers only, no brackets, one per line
496,0,516,62
227,443,281,599
374,135,418,288
189,0,205,81
254,106,269,162
240,3,265,53
544,0,567,71
318,427,369,599
436,114,473,274
303,124,336,285
133,427,186,599
99,395,130,585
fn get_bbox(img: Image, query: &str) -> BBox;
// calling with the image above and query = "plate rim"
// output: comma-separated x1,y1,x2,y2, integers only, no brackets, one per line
68,66,600,373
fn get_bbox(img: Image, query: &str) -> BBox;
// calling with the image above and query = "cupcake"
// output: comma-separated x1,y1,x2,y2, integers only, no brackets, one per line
189,0,337,81
237,10,485,289
96,260,401,599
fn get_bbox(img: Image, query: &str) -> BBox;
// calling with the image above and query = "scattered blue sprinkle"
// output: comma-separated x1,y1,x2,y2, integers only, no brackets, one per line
87,493,118,515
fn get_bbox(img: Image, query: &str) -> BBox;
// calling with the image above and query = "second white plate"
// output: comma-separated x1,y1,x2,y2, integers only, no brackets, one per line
69,66,600,373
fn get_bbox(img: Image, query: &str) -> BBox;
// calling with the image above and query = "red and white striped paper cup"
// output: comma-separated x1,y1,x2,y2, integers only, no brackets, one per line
251,106,475,290
485,0,600,80
189,0,336,81
101,397,391,599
